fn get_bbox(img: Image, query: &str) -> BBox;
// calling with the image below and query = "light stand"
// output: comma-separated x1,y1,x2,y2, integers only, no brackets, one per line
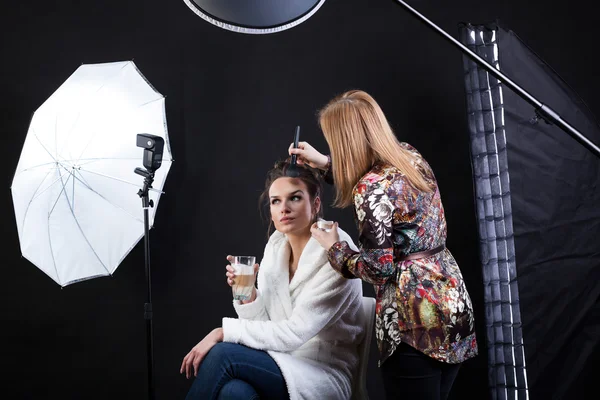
134,133,165,400
393,0,600,159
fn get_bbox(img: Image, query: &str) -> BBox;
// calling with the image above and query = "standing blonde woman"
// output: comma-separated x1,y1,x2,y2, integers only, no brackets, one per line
290,90,478,399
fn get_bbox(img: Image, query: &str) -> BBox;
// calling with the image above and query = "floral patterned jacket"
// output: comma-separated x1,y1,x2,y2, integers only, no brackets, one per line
327,143,478,365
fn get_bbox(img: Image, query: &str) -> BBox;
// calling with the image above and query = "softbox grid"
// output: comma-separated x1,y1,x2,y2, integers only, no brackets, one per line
459,24,529,400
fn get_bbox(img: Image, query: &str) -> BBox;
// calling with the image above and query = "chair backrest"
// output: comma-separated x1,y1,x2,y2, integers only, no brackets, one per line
351,296,376,400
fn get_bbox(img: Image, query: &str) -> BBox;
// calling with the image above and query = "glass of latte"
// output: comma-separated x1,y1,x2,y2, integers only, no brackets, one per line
231,256,256,301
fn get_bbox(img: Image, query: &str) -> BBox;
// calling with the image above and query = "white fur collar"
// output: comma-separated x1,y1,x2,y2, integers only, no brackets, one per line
259,227,356,318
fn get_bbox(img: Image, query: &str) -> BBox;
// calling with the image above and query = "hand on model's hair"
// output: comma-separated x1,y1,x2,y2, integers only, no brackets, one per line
288,141,329,170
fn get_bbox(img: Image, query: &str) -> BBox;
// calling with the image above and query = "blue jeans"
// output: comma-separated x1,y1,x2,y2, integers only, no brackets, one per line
185,342,289,400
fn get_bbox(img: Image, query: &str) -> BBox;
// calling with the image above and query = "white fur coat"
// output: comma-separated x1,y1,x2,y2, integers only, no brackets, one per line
222,227,364,400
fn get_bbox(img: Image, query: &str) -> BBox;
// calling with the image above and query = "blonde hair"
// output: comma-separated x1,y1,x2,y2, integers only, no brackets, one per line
318,90,433,207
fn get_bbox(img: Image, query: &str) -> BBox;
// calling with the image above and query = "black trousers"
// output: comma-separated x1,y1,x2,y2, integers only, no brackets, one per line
381,342,461,400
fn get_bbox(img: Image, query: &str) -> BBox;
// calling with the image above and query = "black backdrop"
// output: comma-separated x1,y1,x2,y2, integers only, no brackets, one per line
1,1,598,399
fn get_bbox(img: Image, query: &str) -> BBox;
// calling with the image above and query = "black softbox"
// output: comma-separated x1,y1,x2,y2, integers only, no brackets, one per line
460,22,600,400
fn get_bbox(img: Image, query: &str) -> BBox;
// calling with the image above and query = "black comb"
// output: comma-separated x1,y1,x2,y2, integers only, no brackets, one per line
286,126,301,177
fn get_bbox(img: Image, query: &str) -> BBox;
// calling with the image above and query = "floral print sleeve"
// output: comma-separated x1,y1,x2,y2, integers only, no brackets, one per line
328,180,399,286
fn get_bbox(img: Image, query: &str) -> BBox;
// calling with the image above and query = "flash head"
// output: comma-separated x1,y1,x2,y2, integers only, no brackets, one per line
136,133,164,172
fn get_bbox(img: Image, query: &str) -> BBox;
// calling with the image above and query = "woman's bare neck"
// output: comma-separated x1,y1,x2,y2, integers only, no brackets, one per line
287,231,311,280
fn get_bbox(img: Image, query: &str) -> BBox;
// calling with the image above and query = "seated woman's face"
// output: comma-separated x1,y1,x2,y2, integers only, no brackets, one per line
269,177,319,236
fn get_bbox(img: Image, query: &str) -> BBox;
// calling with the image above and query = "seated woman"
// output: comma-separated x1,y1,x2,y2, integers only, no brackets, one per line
180,160,365,400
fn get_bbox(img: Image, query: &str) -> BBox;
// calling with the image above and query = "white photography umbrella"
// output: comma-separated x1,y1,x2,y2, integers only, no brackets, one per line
11,61,173,287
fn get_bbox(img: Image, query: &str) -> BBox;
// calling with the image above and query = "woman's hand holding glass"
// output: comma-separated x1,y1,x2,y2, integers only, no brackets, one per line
226,255,259,304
